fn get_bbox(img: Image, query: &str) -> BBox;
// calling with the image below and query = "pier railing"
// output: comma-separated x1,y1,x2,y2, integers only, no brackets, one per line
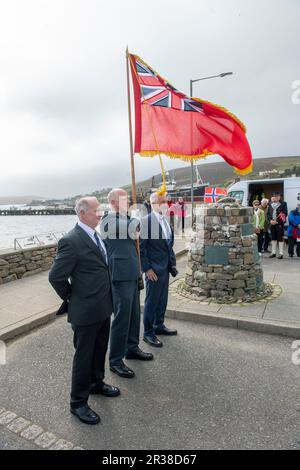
0,208,76,216
14,232,66,250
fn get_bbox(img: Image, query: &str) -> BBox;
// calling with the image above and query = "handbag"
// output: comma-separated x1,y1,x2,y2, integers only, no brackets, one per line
277,211,286,223
292,227,298,239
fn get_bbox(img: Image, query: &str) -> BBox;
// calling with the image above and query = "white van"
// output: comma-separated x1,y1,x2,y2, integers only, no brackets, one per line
227,177,300,213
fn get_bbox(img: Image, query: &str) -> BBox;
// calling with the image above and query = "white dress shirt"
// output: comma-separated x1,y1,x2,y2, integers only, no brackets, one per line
152,211,172,239
77,220,107,263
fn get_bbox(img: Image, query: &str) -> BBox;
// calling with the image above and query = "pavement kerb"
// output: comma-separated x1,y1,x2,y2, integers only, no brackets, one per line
164,307,300,339
1,247,299,341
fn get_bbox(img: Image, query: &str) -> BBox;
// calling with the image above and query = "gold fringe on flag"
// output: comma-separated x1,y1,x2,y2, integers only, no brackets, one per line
140,148,214,161
234,162,253,175
192,97,247,133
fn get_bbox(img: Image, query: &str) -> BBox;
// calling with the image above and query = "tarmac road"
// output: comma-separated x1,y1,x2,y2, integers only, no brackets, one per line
0,313,299,450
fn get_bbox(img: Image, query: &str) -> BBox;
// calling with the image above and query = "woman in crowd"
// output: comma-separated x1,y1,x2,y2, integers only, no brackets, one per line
175,197,186,234
260,198,270,253
252,200,265,254
267,193,288,259
287,202,300,257
167,195,175,230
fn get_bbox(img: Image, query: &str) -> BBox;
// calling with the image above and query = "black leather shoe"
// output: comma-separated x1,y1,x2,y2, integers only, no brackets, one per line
90,383,120,397
70,405,100,425
125,348,154,361
269,254,276,258
110,362,135,378
277,254,283,259
155,326,178,336
143,335,163,348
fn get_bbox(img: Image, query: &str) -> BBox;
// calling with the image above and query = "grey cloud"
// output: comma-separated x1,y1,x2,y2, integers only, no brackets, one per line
0,0,299,198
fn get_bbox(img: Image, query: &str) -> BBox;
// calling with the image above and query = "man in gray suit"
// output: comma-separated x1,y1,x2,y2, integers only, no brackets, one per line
100,188,153,379
49,197,120,425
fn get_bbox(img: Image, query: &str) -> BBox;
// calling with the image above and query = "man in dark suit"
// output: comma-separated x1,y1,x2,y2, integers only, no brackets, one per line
100,188,153,379
140,193,178,348
49,196,120,425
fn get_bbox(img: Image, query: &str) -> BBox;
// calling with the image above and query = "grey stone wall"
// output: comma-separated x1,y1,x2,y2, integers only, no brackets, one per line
183,204,265,302
0,245,57,284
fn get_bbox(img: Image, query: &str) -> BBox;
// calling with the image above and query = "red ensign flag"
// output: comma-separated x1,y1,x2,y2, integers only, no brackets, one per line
129,54,252,175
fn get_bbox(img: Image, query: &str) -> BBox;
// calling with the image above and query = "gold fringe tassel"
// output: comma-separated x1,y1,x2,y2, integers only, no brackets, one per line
140,149,214,162
233,162,253,175
140,150,253,176
192,97,247,133
156,154,167,195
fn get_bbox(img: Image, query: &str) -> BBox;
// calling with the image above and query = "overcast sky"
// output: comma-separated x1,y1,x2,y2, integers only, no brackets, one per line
0,0,299,198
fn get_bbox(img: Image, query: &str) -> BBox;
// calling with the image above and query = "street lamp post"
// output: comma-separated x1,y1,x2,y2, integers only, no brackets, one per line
189,72,233,226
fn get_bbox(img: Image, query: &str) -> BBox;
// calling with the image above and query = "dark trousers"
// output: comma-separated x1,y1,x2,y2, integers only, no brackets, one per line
177,215,185,233
257,232,264,253
288,237,300,257
144,269,169,336
263,231,270,251
70,317,110,408
109,281,140,366
169,214,175,230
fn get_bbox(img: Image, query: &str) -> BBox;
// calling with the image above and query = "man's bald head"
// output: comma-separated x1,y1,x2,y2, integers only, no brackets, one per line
108,188,129,214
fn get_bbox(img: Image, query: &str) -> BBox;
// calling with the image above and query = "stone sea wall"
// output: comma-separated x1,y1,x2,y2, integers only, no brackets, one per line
0,245,57,284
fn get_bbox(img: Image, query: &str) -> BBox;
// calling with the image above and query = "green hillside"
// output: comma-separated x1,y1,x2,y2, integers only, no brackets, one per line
133,156,300,195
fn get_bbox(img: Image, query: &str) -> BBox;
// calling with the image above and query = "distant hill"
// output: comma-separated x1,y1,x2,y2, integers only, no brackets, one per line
131,156,300,193
14,156,297,205
0,196,46,205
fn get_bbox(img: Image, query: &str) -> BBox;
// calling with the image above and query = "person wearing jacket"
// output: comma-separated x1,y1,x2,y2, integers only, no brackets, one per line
260,198,270,252
100,188,153,380
287,203,300,257
252,200,265,254
267,193,288,259
140,193,178,348
167,195,175,231
49,197,119,425
175,197,186,234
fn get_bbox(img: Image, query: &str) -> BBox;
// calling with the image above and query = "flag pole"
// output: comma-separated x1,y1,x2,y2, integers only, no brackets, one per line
126,46,137,206
126,47,144,289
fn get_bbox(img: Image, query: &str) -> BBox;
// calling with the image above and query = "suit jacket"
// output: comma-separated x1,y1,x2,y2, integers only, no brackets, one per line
49,224,113,326
100,212,140,282
140,212,176,274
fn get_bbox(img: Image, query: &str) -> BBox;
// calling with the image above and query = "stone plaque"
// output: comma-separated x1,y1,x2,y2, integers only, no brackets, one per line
241,223,253,237
204,246,229,266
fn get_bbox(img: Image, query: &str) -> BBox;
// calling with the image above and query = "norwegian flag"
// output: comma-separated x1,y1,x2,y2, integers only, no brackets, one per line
204,187,227,203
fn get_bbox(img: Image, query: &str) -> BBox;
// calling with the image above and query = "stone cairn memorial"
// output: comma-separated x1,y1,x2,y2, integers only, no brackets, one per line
179,198,273,303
